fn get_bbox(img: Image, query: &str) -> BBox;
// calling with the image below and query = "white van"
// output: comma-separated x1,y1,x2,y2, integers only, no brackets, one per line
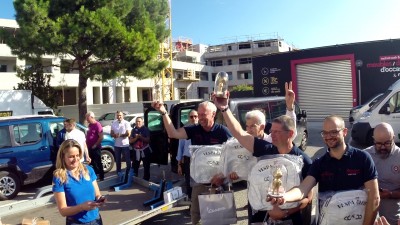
351,79,400,145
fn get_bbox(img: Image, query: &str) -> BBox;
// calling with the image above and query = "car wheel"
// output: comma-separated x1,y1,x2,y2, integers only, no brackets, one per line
101,150,114,173
0,171,21,200
299,131,308,151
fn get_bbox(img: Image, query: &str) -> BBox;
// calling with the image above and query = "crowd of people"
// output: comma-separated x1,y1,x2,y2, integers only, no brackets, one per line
51,81,400,225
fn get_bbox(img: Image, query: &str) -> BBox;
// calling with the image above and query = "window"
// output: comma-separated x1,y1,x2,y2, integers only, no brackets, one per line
237,71,253,80
212,73,217,81
0,126,11,148
388,92,400,113
210,60,223,67
227,72,233,81
227,59,232,65
147,111,163,132
0,65,7,72
180,108,192,127
239,58,252,64
49,122,64,139
14,123,42,144
200,72,209,81
257,42,271,48
179,88,187,99
238,43,251,49
227,45,232,51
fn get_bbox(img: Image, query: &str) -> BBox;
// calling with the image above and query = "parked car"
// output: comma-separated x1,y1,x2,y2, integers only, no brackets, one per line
0,115,115,200
97,111,129,127
349,93,383,124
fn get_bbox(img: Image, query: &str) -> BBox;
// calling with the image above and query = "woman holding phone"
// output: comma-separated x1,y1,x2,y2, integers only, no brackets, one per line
53,139,105,225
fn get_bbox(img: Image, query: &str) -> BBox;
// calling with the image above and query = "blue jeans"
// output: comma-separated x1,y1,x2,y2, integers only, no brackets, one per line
114,146,131,174
66,216,103,225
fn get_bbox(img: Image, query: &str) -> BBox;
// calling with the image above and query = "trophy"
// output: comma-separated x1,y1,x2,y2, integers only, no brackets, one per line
214,71,228,98
268,166,286,197
153,84,162,102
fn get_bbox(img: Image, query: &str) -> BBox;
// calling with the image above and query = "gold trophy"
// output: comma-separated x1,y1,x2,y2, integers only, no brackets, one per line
268,166,285,197
153,84,162,102
214,71,228,98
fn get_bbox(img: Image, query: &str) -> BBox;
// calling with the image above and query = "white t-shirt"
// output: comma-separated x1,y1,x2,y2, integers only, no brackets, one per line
111,119,132,147
65,128,87,162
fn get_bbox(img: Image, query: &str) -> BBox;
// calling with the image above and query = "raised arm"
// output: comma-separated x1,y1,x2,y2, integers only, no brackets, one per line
151,101,188,139
212,93,255,152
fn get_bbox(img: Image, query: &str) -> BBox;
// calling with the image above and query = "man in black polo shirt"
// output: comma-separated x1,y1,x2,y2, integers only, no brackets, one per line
269,115,380,225
152,100,232,225
212,82,313,225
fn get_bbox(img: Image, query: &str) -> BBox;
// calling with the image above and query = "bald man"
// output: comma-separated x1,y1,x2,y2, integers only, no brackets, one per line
365,123,400,225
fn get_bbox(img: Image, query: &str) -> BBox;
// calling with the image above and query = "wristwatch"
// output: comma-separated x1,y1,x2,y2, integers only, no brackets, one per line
161,111,167,116
221,107,229,112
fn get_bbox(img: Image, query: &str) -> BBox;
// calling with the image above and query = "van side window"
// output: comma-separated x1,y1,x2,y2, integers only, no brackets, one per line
0,126,11,148
147,111,163,132
388,92,400,113
14,123,42,144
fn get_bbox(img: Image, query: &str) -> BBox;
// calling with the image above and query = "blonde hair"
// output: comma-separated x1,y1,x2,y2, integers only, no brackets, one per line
53,139,89,184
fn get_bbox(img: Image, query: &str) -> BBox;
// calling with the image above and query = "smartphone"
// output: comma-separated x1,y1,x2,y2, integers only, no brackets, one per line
96,195,107,203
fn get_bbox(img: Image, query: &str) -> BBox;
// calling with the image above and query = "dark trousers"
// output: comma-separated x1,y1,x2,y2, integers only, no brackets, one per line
66,215,102,225
183,156,192,199
114,146,131,174
89,147,104,180
132,147,151,181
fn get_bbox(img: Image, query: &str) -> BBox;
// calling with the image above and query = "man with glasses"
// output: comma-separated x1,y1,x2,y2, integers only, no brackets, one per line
365,123,400,225
151,101,232,225
268,115,380,225
176,109,198,200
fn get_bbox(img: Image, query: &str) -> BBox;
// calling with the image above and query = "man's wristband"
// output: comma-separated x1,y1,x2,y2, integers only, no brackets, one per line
161,111,167,116
221,107,229,113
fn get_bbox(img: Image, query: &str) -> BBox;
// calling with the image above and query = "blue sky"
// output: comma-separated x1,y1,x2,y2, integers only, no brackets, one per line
1,0,400,49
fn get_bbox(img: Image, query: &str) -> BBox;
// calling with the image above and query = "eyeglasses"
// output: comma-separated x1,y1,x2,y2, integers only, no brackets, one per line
374,139,393,148
320,128,344,137
190,115,198,119
269,129,289,135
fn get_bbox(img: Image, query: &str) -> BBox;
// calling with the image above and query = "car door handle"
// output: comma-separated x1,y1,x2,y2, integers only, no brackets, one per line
39,146,48,151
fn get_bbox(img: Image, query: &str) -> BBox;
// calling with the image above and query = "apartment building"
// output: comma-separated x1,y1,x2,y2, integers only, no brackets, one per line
0,18,294,106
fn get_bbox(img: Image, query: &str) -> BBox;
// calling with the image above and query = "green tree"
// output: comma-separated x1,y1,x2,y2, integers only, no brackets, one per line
3,0,169,123
231,83,254,92
14,57,58,110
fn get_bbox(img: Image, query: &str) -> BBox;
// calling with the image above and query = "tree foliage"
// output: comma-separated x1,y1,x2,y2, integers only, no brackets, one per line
3,0,169,123
231,83,254,92
14,58,58,110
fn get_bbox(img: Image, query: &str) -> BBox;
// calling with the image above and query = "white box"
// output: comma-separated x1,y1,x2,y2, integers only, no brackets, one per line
163,186,183,203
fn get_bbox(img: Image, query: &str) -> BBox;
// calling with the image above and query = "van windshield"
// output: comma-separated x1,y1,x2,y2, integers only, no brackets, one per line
368,90,391,112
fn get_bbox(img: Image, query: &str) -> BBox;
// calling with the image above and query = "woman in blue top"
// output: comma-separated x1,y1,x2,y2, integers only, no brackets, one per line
53,139,105,225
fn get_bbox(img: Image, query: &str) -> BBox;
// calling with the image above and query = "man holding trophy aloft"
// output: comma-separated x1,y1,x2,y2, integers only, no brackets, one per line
212,79,313,225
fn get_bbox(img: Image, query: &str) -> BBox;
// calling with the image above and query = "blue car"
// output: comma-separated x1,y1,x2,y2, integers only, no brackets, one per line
0,115,115,200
